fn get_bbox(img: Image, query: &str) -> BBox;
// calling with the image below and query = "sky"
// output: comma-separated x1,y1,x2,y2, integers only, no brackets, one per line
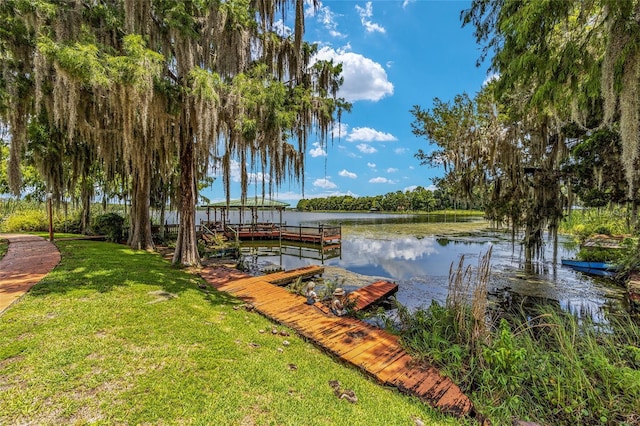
202,0,491,205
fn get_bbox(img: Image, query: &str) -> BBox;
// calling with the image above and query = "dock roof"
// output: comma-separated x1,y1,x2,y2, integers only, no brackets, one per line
203,198,290,208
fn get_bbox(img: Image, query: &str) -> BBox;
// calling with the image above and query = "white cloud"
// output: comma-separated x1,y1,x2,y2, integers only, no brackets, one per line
404,185,418,192
409,165,415,170
367,162,376,168
402,0,416,8
369,177,396,184
386,61,394,68
355,2,386,34
225,159,270,184
309,142,327,157
338,169,358,179
347,127,397,142
273,20,292,37
483,72,500,87
313,46,394,102
307,1,345,38
394,147,408,154
332,122,349,139
313,178,337,189
386,168,399,173
356,143,377,154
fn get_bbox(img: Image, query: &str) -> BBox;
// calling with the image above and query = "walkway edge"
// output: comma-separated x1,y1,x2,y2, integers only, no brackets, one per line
0,234,61,315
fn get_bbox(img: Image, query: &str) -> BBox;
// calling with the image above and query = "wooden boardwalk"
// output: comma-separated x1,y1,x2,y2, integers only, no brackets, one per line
199,266,475,418
262,265,324,286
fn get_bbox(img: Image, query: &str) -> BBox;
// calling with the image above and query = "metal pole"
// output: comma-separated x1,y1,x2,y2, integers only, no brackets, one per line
47,193,54,242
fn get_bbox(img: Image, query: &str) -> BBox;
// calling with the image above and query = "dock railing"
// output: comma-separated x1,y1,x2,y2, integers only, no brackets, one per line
158,222,341,246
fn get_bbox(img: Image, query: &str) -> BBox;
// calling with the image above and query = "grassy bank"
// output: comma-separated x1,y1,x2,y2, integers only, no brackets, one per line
0,240,456,425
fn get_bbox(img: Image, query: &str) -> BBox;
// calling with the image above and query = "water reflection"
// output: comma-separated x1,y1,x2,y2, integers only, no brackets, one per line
227,212,628,317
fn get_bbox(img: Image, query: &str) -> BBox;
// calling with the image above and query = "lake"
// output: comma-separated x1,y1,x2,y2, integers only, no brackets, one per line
195,210,629,317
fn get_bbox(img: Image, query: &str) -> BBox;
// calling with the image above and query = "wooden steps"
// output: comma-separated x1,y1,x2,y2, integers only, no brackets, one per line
200,265,475,419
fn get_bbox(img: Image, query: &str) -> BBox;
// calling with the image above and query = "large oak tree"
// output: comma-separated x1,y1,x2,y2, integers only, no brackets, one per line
1,0,346,266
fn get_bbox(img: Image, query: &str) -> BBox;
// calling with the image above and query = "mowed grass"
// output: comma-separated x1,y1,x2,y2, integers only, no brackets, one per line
0,240,460,425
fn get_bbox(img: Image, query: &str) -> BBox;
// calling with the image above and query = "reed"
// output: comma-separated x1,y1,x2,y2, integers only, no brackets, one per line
393,248,640,425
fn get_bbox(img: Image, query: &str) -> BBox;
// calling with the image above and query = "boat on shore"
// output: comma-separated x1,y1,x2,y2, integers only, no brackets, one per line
560,259,619,277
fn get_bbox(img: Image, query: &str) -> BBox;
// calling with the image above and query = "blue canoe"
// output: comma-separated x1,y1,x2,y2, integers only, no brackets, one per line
561,259,619,277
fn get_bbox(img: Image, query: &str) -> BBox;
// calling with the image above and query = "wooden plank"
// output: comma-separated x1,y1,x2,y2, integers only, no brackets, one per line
348,280,398,311
265,265,324,286
334,336,382,358
199,267,251,288
198,265,474,419
376,354,416,383
432,386,474,416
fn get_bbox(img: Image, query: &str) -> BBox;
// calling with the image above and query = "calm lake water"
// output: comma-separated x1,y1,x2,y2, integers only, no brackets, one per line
195,210,629,317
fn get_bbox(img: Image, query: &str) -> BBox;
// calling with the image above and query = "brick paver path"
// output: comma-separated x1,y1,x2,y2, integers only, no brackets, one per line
0,234,60,314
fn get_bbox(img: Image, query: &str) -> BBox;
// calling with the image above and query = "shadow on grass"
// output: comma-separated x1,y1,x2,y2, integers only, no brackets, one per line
28,240,240,306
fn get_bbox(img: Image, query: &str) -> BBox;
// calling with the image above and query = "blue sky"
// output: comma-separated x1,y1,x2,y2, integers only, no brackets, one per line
203,0,491,205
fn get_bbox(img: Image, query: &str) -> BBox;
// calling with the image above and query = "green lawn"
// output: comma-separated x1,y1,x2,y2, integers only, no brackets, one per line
0,240,461,425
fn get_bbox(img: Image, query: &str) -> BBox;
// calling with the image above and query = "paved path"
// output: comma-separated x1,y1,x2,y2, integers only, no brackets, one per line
0,234,61,314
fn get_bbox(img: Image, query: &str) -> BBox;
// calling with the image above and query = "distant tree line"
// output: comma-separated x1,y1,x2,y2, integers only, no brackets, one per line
295,186,482,212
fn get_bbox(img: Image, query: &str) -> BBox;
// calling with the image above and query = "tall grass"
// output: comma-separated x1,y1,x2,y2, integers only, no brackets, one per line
394,249,640,425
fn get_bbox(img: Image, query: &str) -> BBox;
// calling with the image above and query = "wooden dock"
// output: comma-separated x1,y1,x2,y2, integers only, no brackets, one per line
348,280,398,311
199,266,475,418
222,224,341,246
262,265,324,286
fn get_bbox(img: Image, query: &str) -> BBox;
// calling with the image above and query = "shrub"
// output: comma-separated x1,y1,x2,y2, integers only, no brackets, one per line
92,213,125,242
0,209,48,232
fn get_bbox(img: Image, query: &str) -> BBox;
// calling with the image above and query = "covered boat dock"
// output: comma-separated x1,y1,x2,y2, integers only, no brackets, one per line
201,198,341,247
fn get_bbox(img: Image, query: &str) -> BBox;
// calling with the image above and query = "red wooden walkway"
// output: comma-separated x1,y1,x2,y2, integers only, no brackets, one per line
199,266,475,418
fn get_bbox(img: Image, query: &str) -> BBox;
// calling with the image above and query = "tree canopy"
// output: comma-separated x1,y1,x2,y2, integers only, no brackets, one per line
0,0,347,265
410,0,640,263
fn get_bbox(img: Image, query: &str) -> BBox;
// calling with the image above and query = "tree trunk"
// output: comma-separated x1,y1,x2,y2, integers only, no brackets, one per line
172,121,201,267
128,160,155,250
